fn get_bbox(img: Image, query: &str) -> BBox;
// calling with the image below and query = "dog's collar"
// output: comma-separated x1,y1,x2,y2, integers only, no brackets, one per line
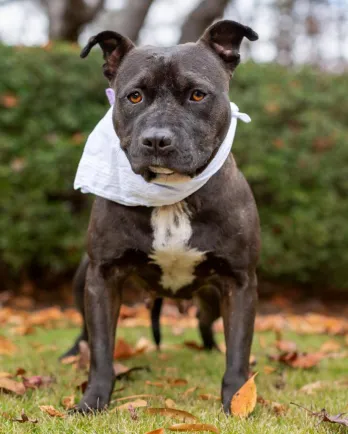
74,89,251,207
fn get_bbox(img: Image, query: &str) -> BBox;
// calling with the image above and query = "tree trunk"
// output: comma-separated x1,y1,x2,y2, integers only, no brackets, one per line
179,0,231,44
40,0,105,42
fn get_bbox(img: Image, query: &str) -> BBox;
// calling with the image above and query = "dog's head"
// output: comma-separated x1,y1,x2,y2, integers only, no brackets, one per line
81,21,258,182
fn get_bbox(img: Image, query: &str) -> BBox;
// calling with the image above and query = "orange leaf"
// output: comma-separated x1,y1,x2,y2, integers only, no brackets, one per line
165,399,177,408
145,408,199,423
183,386,198,397
0,336,17,355
114,338,135,360
39,405,65,418
320,340,341,353
257,396,287,415
61,395,75,410
167,378,188,387
183,341,203,351
115,399,147,410
230,373,258,418
0,378,26,395
115,394,157,402
263,366,276,374
167,423,220,433
60,355,79,365
146,381,164,388
276,340,297,352
0,372,13,379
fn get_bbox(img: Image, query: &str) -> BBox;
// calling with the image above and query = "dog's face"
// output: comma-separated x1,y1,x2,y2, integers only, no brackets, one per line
81,21,258,182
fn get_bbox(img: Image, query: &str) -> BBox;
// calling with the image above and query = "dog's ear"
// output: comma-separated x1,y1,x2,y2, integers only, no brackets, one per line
80,31,134,82
199,20,258,76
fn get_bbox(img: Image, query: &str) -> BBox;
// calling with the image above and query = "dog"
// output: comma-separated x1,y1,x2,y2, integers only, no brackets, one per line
72,20,260,414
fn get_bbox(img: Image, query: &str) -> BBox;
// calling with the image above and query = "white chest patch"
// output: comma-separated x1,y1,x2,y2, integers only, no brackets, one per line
150,202,206,293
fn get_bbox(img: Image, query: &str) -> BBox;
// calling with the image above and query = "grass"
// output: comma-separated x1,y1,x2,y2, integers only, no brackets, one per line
0,323,348,434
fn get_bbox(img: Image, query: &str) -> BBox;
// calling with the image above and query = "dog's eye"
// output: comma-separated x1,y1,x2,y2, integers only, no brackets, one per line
190,90,206,102
128,92,143,104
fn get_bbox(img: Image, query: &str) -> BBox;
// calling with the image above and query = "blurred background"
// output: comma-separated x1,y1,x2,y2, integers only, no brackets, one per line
1,0,348,309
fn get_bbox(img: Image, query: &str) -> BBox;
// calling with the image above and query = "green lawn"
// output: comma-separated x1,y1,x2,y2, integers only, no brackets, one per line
0,324,347,433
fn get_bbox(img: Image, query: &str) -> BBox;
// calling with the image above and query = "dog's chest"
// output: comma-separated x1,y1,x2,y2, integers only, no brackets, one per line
150,202,206,293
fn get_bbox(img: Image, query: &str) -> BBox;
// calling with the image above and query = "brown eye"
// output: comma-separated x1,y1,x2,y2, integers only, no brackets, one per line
190,90,206,102
128,91,142,104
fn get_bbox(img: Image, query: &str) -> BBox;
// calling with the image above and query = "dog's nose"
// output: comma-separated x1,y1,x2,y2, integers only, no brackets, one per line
141,129,173,151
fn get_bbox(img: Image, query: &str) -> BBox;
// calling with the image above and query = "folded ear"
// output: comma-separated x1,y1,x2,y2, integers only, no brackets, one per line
80,31,134,82
199,20,258,76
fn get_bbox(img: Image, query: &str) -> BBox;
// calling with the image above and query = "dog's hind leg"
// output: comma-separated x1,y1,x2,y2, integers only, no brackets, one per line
151,297,163,350
196,286,220,351
59,255,89,360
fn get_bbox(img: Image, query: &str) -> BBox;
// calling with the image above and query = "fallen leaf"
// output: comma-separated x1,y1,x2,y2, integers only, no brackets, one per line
183,341,203,351
114,338,135,360
0,378,26,395
61,355,79,365
263,366,276,374
259,335,266,349
257,396,287,415
115,399,148,410
199,394,220,401
183,386,198,397
167,378,188,387
0,335,17,355
15,368,26,376
11,410,38,424
275,340,297,352
300,379,348,394
62,395,75,410
270,351,323,369
145,429,165,434
165,399,177,408
145,408,199,423
134,336,153,353
39,405,65,418
23,375,55,389
291,402,348,427
230,373,258,418
115,365,150,380
167,423,219,433
146,381,164,388
0,372,12,378
11,325,35,336
320,340,341,353
115,394,157,402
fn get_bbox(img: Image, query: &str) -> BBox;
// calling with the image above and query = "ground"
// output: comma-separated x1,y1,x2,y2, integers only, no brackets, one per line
1,307,348,434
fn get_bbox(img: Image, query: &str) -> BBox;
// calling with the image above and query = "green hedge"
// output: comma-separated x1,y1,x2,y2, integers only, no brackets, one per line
1,44,348,289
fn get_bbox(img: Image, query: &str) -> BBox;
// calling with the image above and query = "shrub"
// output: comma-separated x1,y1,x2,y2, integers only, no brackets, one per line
1,45,347,289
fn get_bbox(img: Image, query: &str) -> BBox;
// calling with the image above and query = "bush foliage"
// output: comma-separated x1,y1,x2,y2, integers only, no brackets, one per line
1,44,348,289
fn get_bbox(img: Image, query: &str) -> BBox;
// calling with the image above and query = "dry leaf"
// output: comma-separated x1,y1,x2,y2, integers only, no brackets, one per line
0,378,26,395
146,381,164,388
167,378,188,387
263,366,276,375
23,375,55,389
257,396,287,415
62,395,75,410
135,336,152,353
114,338,135,360
291,402,348,427
165,399,177,408
11,325,35,336
276,340,297,352
270,351,323,369
115,394,156,402
230,373,258,418
116,399,148,410
145,429,165,434
39,405,65,418
320,340,341,353
115,365,150,380
15,368,26,376
183,341,203,351
0,372,12,378
300,379,348,394
199,394,220,401
145,408,199,423
11,410,38,424
183,386,198,397
0,336,17,355
167,423,219,433
60,355,79,365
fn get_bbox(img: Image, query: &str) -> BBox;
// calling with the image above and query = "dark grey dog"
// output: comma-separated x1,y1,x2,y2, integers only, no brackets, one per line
73,20,260,414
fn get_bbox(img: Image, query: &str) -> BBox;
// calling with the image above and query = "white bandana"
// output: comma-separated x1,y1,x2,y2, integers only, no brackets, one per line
74,100,250,207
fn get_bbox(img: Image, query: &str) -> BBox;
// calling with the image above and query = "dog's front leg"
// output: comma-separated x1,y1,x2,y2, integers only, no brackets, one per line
76,262,124,413
220,271,257,414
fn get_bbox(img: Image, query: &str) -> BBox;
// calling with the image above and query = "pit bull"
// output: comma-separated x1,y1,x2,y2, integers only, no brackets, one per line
71,20,260,414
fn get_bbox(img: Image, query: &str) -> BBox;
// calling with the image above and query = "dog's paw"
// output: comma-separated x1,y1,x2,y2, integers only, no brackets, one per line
221,375,247,415
74,390,110,415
